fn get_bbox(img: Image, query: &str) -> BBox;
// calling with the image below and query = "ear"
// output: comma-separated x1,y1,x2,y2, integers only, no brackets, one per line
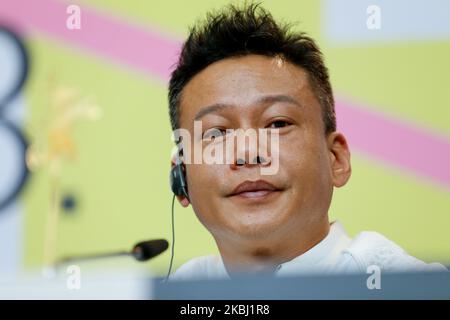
170,155,190,207
327,132,351,188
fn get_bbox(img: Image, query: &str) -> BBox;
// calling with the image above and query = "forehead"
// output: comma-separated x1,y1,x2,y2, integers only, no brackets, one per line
179,54,318,125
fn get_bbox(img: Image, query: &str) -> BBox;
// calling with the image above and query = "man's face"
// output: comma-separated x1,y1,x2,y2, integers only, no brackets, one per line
177,54,342,244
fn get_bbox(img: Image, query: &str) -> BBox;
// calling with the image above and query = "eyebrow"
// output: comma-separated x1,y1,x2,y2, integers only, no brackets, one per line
194,94,302,121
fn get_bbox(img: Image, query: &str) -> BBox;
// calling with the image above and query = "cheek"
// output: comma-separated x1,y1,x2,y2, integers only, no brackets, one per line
186,165,208,199
280,132,332,190
185,166,209,226
185,164,223,218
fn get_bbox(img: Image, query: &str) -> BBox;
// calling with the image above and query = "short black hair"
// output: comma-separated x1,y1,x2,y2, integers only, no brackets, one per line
168,3,336,134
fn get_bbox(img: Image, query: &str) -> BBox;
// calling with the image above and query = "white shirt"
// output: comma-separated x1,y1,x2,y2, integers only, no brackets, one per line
170,221,447,281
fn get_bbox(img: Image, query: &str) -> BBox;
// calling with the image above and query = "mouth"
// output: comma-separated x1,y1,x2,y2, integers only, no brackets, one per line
228,180,282,199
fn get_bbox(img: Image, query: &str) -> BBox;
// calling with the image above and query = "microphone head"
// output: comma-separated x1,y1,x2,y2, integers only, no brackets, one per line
132,239,169,262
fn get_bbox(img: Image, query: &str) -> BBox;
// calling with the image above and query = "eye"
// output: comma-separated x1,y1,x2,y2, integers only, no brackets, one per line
202,127,228,140
267,120,292,129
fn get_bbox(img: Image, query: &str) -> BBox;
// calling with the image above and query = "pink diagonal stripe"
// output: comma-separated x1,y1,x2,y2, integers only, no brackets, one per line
336,98,450,188
1,0,449,188
0,0,180,80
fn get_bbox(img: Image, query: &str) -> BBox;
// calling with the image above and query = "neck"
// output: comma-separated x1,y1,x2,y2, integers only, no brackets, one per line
215,217,330,276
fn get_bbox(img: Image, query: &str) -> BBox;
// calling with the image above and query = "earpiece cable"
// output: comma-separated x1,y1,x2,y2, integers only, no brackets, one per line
165,194,176,282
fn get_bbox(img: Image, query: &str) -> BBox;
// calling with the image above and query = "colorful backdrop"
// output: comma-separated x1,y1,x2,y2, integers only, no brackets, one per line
0,0,449,276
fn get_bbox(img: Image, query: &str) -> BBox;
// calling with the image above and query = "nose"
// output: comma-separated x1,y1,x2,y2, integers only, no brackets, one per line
229,129,272,170
235,156,267,166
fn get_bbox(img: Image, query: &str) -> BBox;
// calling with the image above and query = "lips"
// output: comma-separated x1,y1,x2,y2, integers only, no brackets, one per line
228,180,281,198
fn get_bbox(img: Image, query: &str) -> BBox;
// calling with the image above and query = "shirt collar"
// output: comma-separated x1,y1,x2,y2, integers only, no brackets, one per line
217,220,351,278
275,220,351,275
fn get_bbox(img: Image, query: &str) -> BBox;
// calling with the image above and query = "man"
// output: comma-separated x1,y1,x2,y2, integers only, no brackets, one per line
167,3,446,280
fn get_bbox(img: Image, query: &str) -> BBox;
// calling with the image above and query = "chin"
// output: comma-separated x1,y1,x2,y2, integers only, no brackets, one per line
205,197,295,240
225,213,291,240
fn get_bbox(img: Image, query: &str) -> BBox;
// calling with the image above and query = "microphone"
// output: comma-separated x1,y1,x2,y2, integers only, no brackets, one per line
58,239,169,265
132,239,169,261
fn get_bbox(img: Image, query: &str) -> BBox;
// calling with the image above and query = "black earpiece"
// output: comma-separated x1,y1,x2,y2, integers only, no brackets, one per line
170,162,190,202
